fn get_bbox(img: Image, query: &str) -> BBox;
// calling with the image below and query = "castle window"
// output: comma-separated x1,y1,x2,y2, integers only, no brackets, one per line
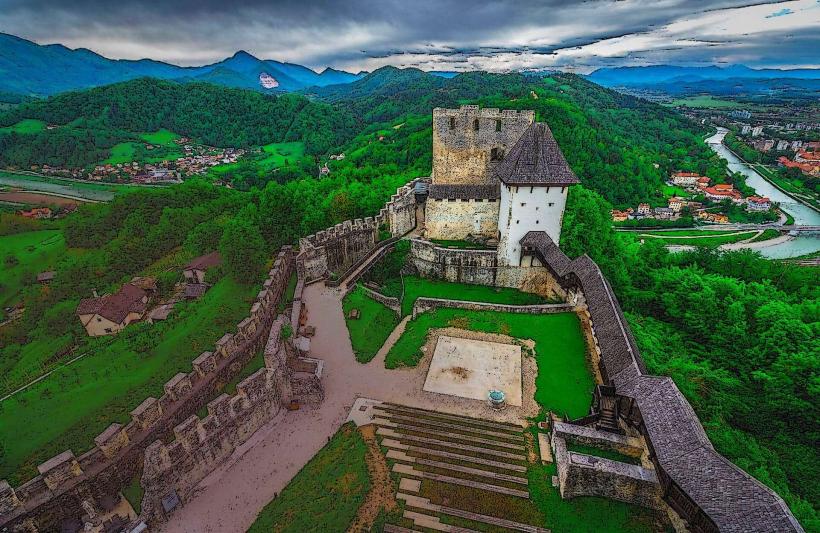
490,147,505,161
536,220,540,224
549,202,554,207
520,202,526,207
535,206,539,211
449,117,456,130
561,187,566,193
516,220,519,224
495,119,502,132
530,187,534,193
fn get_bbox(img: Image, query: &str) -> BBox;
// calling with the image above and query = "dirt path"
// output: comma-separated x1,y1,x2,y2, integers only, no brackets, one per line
371,315,411,367
347,425,397,532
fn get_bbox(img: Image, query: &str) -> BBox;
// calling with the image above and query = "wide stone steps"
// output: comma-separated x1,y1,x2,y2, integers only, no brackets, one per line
373,408,526,442
387,449,528,485
374,418,526,452
380,403,523,433
404,444,528,473
403,510,481,532
383,525,424,533
399,493,551,533
377,428,526,461
393,463,530,499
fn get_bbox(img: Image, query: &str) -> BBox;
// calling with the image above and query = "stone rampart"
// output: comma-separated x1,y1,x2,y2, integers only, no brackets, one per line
411,297,572,319
362,284,401,315
0,247,296,532
520,231,804,533
297,179,419,281
408,238,566,299
138,316,293,525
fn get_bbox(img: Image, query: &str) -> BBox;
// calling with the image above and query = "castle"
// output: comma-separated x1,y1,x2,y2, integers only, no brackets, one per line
425,105,579,267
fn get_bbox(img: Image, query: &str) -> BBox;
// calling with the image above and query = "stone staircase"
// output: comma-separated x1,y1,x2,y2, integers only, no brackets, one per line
374,403,550,533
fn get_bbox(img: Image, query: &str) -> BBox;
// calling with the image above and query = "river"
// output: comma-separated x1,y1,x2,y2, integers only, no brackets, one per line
705,128,820,259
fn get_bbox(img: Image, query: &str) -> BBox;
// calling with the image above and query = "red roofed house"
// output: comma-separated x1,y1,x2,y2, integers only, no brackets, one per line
183,252,222,284
19,207,52,219
696,177,711,188
795,150,820,163
746,196,771,212
76,284,149,336
703,183,743,203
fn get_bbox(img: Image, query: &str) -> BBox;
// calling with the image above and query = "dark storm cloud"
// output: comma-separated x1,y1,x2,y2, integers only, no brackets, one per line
1,0,817,71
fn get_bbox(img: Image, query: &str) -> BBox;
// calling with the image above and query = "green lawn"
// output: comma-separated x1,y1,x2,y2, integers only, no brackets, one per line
429,239,492,249
0,119,46,134
342,285,399,363
102,130,182,165
248,423,370,533
660,184,688,198
385,308,593,418
0,277,257,485
0,230,67,312
103,142,139,165
401,276,550,316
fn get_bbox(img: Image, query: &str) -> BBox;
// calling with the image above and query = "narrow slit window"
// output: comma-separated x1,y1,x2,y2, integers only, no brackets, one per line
473,119,480,131
449,117,456,130
495,119,502,132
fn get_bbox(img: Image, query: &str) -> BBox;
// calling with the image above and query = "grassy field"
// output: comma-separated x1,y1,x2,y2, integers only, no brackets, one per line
400,276,550,316
343,285,399,363
0,230,68,312
667,96,745,109
103,130,183,165
0,170,141,201
259,141,304,167
752,164,820,209
0,119,46,134
634,230,758,247
661,184,688,198
385,309,593,418
248,423,370,533
0,277,257,485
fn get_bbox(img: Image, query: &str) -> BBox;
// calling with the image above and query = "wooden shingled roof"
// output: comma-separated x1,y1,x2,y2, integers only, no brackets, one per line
493,123,580,186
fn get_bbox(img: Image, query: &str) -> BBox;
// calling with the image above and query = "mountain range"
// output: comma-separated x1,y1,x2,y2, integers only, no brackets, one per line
587,64,820,87
0,32,364,97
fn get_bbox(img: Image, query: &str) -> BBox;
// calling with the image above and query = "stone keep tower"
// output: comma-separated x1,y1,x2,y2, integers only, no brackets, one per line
495,123,580,266
432,106,534,185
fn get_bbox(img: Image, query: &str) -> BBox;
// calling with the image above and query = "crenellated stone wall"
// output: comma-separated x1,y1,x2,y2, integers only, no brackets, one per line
297,179,420,282
0,247,296,533
138,316,295,525
411,297,572,319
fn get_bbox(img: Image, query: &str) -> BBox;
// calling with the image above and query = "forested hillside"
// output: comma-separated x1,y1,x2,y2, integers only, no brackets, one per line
0,79,357,167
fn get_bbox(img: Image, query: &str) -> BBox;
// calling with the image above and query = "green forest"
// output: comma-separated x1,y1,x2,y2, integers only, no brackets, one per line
0,69,816,529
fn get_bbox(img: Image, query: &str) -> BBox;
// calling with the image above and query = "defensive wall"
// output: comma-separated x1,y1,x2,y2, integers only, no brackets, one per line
0,247,296,532
298,179,418,281
408,237,567,299
138,314,305,525
410,297,572,319
519,231,803,533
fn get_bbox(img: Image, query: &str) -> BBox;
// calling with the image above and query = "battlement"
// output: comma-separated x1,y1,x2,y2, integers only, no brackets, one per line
0,246,296,531
433,106,535,121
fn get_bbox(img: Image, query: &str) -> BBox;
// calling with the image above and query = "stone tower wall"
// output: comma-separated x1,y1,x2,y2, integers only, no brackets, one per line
432,106,534,185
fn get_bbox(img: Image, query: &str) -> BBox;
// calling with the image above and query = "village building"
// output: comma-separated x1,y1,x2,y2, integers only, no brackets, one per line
653,207,676,220
667,196,685,212
36,271,55,284
746,196,772,212
636,203,651,216
183,252,222,285
19,207,52,219
611,209,630,222
698,211,730,224
703,183,743,203
669,171,702,187
75,284,149,336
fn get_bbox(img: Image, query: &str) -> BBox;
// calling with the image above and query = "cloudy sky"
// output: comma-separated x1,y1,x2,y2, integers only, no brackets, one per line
1,0,819,73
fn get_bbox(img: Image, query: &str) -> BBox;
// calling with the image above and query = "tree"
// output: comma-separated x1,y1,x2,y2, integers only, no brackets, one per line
219,216,266,284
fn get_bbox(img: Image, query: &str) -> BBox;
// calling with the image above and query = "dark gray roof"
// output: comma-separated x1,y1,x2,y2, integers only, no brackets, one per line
519,230,803,533
428,184,500,200
493,123,580,186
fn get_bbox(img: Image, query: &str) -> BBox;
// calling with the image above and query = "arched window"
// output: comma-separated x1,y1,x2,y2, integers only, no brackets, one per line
449,117,456,130
473,119,480,131
495,119,502,132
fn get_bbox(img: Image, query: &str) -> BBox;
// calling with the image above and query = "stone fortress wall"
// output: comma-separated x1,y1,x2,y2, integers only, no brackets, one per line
138,315,297,525
519,231,803,533
298,179,419,282
0,248,297,533
431,106,534,185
